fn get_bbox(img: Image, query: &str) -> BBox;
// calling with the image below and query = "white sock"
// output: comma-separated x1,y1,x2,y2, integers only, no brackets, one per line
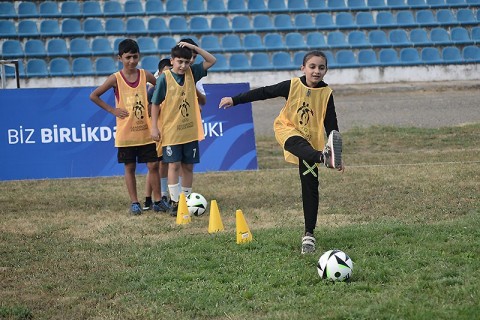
182,187,192,197
168,183,180,202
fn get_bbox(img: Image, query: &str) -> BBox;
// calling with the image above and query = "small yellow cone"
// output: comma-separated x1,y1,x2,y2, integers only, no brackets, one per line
176,193,191,225
208,200,224,234
236,209,253,244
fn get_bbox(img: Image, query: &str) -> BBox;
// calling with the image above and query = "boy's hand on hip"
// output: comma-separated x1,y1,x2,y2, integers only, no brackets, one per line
113,108,129,119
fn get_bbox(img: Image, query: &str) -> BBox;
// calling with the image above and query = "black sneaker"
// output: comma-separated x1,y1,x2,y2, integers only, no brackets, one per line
169,201,178,217
143,199,152,211
323,130,342,169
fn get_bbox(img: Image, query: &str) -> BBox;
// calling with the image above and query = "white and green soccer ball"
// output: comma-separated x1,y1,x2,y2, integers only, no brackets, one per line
186,193,208,216
317,249,353,281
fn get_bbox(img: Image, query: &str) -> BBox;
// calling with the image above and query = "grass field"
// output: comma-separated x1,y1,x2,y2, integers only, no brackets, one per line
1,124,479,319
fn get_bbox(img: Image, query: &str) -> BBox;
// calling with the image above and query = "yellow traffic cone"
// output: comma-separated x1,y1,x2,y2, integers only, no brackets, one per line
208,200,224,234
176,193,191,225
236,209,253,244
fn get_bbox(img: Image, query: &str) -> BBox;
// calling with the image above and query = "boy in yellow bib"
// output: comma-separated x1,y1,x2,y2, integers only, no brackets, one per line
90,39,163,215
219,50,344,254
150,41,216,215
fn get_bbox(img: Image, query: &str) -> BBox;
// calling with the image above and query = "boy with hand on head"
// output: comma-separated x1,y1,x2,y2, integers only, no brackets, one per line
219,50,344,254
150,41,216,215
89,39,163,216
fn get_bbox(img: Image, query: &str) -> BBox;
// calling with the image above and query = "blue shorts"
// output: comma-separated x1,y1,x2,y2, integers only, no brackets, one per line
117,143,158,164
162,141,200,164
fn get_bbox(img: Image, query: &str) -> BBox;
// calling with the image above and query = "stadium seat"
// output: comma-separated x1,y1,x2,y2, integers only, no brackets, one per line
348,31,368,48
136,37,156,54
426,0,446,6
407,0,429,7
315,13,335,29
466,0,480,4
169,16,188,33
229,53,250,71
388,0,408,8
293,51,307,66
442,46,462,63
285,32,307,49
211,16,231,32
294,14,314,31
389,29,411,46
165,0,186,14
421,47,442,63
410,28,431,46
60,1,81,18
92,38,114,56
39,20,61,37
61,19,83,36
243,34,264,51
158,36,177,53
251,52,273,70
72,58,94,76
82,1,103,17
450,27,471,45
416,10,438,26
336,50,357,67
4,60,26,78
228,0,247,12
0,2,16,19
95,57,117,76
348,0,368,10
400,48,421,65
49,58,72,77
306,32,327,49
396,11,416,28
368,30,389,47
336,12,356,29
39,1,61,17
264,33,285,50
248,0,268,12
148,17,169,34
83,18,105,36
379,48,400,65
462,45,480,62
376,11,395,26
69,38,92,57
18,20,39,38
232,15,252,32
26,59,49,78
446,0,467,5
207,0,227,12
2,40,24,59
275,14,296,31
105,18,126,35
272,51,295,70
145,0,165,14
126,18,148,35
430,27,450,44
47,39,69,57
124,0,145,16
222,34,243,52
190,17,210,33
355,12,376,28
368,0,388,8
18,2,38,18
253,15,275,32
187,0,206,13
456,9,476,25
113,38,127,52
25,39,46,58
327,0,347,9
358,49,379,66
103,1,124,17
200,35,222,52
323,51,336,68
471,26,480,41
268,0,288,12
327,31,348,48
307,0,327,10
288,0,308,12
436,9,457,26
0,21,17,38
210,53,229,71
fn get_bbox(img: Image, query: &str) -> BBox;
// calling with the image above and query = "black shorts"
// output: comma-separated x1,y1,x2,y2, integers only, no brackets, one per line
117,143,158,164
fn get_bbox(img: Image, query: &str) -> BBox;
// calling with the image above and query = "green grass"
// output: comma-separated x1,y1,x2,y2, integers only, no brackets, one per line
1,124,479,319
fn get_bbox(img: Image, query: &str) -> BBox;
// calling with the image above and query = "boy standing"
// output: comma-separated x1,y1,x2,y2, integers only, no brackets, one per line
90,39,163,215
150,41,216,215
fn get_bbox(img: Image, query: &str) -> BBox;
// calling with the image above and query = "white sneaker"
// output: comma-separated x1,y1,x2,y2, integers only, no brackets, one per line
323,130,342,169
301,233,316,254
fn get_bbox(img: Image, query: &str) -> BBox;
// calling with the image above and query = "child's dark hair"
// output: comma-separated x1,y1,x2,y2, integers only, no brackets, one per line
179,38,198,53
303,50,328,68
118,39,139,56
158,58,172,72
171,45,193,60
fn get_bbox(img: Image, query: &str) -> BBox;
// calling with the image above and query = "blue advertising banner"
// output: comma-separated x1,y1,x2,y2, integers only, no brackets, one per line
0,83,257,181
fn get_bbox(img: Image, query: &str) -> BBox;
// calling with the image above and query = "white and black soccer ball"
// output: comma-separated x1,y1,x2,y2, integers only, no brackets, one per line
186,193,208,216
317,249,353,281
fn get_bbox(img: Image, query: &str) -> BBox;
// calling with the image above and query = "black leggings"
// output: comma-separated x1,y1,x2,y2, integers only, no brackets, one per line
284,136,323,235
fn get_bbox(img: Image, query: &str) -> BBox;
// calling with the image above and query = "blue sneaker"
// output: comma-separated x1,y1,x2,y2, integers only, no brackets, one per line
130,202,142,215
